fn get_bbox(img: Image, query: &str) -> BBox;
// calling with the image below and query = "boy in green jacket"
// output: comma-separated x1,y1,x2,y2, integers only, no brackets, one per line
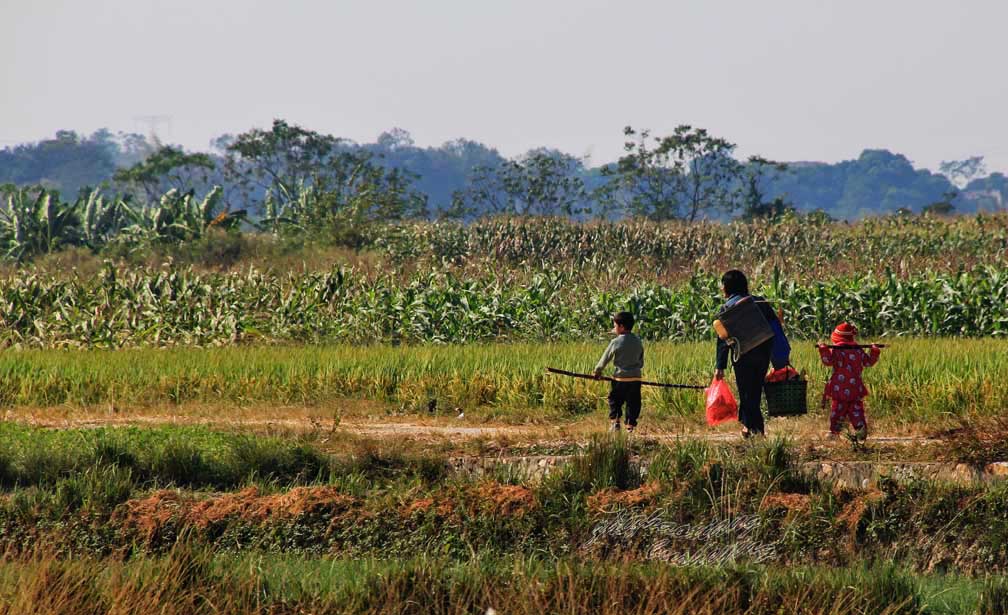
593,312,645,433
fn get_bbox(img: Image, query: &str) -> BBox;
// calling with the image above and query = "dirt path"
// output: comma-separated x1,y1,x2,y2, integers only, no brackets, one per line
8,411,942,446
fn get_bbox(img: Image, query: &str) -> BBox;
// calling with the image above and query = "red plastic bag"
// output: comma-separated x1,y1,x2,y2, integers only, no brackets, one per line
705,377,738,426
765,366,799,383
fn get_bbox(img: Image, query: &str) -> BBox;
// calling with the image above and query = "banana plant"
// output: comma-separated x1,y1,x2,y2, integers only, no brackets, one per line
0,188,81,261
79,188,139,250
117,186,246,248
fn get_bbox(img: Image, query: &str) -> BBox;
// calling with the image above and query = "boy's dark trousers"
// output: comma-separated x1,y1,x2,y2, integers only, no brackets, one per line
608,381,642,426
733,340,771,434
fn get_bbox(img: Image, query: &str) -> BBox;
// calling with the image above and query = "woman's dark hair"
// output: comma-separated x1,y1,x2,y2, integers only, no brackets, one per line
612,311,635,331
721,270,749,296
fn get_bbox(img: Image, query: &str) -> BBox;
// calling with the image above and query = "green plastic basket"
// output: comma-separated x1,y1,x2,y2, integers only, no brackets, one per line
764,376,808,417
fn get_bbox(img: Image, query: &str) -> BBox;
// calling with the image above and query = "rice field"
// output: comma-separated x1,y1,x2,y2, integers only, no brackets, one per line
0,339,1004,428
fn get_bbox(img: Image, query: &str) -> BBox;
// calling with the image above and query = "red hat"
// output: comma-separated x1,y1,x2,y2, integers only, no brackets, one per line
831,322,858,345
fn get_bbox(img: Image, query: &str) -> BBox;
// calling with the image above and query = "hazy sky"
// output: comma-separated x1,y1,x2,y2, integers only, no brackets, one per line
2,1,1006,172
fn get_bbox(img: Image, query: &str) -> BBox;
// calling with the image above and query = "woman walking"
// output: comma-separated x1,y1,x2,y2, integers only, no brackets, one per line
713,270,782,438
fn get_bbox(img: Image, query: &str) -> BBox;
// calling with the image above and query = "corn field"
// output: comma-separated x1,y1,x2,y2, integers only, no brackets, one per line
377,214,1008,275
0,264,1005,348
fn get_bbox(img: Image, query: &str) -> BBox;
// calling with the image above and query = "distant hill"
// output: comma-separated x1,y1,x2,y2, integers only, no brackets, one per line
766,150,959,218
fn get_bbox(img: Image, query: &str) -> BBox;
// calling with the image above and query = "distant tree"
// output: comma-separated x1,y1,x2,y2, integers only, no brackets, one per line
960,172,1008,211
922,201,955,216
922,190,958,216
112,132,157,169
829,150,952,217
449,150,589,219
376,127,415,150
113,145,216,203
939,156,987,188
741,196,796,222
361,133,508,216
223,120,425,224
0,130,120,196
740,156,792,221
437,138,504,167
209,134,236,154
223,119,348,210
761,150,957,218
262,150,427,245
597,125,743,221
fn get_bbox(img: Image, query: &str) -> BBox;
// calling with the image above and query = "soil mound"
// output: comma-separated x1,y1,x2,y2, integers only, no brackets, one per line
588,482,661,513
114,486,359,538
471,482,537,517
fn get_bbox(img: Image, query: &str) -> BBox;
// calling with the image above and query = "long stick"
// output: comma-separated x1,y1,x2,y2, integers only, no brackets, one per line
815,344,887,349
545,367,706,390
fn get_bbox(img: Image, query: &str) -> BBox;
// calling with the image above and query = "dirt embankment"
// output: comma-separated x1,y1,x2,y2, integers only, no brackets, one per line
113,480,539,545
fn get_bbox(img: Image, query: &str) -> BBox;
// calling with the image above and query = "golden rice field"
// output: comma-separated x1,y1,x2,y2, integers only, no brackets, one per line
0,339,1003,429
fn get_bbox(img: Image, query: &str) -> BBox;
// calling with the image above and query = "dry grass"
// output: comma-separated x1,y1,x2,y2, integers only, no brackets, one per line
0,544,988,615
934,414,1008,468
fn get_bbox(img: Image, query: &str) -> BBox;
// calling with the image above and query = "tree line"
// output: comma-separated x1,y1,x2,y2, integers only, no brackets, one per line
2,120,1007,229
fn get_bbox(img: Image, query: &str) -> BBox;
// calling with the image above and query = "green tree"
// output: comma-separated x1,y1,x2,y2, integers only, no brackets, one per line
225,120,427,227
113,145,216,203
449,150,589,218
597,125,743,221
223,119,345,210
262,151,427,245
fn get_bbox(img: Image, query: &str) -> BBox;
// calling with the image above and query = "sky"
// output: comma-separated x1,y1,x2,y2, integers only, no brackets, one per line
1,1,1006,172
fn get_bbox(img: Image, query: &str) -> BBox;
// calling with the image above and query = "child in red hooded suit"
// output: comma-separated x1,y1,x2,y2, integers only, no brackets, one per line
817,323,880,441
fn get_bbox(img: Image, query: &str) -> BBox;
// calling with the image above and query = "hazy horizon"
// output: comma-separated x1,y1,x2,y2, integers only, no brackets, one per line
2,1,1006,173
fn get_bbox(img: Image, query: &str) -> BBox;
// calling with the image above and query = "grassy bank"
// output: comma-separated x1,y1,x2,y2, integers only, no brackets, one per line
0,549,1004,615
1,339,1005,426
2,427,1008,575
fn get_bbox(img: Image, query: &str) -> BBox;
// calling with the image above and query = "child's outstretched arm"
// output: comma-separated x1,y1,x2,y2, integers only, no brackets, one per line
863,345,881,367
817,344,834,366
593,340,616,378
